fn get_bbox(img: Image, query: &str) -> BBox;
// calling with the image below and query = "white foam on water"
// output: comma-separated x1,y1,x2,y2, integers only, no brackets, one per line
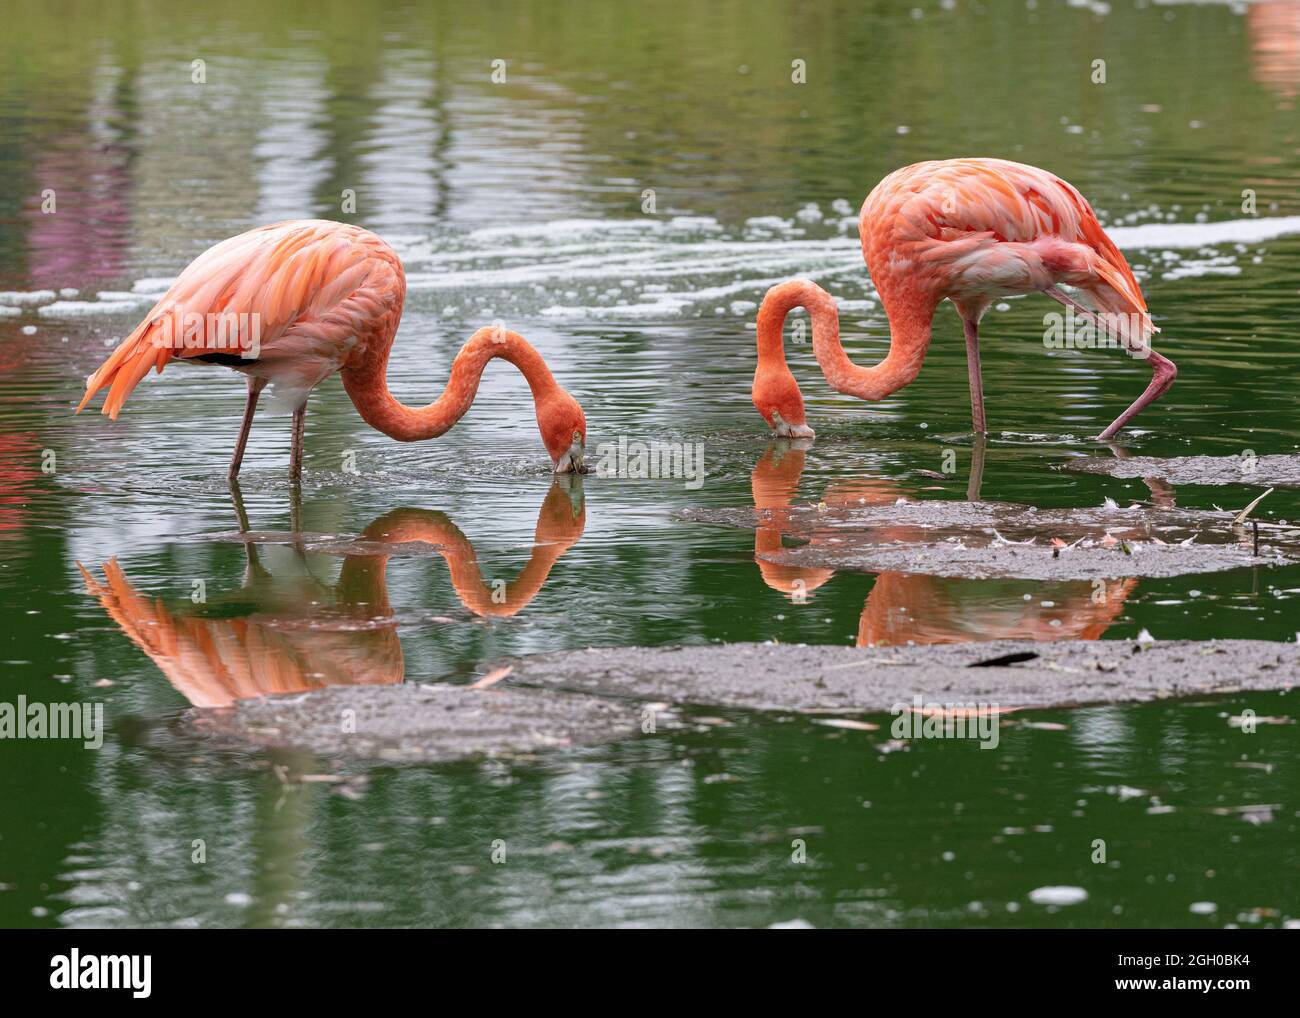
0,289,57,305
1027,885,1089,906
466,217,672,242
112,210,1300,324
96,290,152,303
37,300,144,317
131,277,174,294
408,236,861,291
1108,215,1300,250
0,306,23,317
1161,256,1242,281
426,213,1300,320
540,269,858,319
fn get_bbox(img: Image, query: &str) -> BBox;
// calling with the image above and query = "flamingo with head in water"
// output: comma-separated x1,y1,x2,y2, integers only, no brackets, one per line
753,158,1176,441
76,220,587,480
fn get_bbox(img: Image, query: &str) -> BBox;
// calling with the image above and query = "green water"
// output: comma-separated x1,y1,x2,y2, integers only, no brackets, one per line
1,0,1299,928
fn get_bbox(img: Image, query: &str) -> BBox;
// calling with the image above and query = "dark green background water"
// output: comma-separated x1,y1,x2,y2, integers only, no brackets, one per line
1,0,1298,927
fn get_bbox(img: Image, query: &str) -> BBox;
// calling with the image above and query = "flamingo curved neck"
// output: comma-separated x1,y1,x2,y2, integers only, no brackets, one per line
757,279,934,402
343,326,562,443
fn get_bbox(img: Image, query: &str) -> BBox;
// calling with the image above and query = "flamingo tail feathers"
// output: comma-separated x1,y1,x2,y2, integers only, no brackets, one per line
76,317,173,418
1079,216,1157,344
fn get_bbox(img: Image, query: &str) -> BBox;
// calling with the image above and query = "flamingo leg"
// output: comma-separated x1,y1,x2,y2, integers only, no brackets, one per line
289,483,304,548
962,318,987,434
967,432,987,502
1043,286,1177,441
289,404,306,482
228,377,266,482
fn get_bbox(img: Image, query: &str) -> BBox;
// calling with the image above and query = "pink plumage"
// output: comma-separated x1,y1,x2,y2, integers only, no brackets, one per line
754,158,1176,440
77,220,588,479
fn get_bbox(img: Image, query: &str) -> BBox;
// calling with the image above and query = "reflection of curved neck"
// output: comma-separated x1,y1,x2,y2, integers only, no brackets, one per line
342,326,565,443
757,279,934,401
81,487,585,707
751,444,833,597
354,484,585,617
751,443,806,510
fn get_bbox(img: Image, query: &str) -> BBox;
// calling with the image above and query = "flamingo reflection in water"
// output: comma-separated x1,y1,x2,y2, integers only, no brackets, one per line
1249,0,1300,107
750,442,1136,647
79,479,585,707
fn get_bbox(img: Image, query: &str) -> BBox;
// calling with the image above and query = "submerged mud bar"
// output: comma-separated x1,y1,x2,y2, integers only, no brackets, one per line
198,638,1300,763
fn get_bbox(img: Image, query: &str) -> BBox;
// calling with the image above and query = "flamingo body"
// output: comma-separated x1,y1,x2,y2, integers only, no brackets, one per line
861,158,1150,329
753,158,1175,441
78,220,587,478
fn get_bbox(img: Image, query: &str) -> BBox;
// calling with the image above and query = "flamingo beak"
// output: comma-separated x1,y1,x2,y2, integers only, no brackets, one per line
554,434,587,474
771,410,815,440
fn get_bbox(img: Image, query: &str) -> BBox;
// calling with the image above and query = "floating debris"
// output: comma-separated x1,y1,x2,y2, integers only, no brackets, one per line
1210,804,1279,825
1028,886,1088,906
1234,488,1275,526
467,665,514,690
968,651,1040,668
813,718,880,732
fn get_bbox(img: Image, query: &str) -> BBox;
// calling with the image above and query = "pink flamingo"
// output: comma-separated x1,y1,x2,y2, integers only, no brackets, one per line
77,220,587,480
753,158,1175,441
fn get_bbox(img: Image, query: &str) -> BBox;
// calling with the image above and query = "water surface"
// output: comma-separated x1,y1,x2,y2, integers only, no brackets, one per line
1,0,1298,928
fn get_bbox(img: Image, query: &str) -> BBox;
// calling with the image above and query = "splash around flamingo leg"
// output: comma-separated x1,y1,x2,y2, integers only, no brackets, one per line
227,376,266,482
962,318,988,435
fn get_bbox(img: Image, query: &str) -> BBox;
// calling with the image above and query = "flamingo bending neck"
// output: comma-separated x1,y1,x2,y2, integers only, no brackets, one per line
753,279,935,435
343,326,586,470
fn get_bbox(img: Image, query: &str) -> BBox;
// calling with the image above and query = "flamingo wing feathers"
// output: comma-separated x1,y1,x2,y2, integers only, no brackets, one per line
861,158,1152,337
77,220,399,418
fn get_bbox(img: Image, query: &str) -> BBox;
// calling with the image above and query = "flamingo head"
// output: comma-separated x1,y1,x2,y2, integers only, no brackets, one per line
538,388,587,474
752,373,815,439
